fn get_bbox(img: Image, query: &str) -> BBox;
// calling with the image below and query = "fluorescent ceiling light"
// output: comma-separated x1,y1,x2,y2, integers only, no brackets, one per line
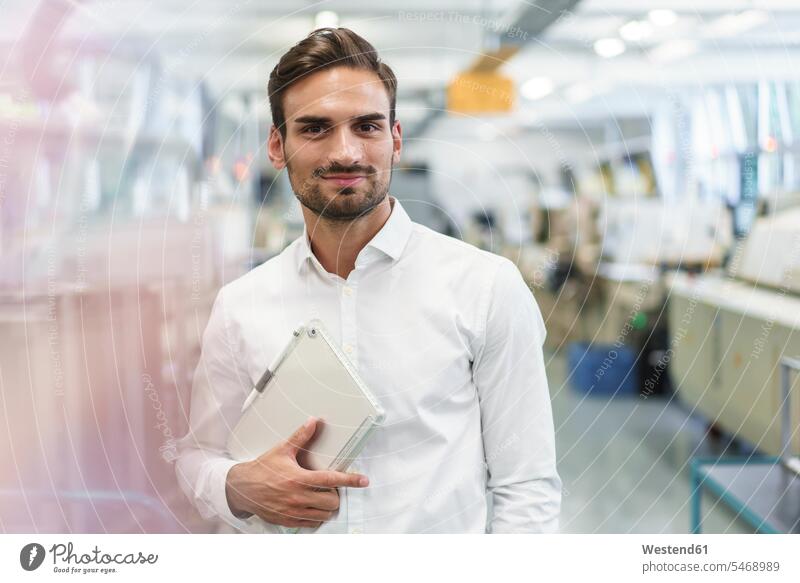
521,76,555,100
619,20,654,42
704,9,769,38
648,39,700,63
648,9,678,27
314,10,339,29
594,38,626,58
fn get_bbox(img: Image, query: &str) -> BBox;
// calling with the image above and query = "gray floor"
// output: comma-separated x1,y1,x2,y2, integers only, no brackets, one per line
546,350,754,534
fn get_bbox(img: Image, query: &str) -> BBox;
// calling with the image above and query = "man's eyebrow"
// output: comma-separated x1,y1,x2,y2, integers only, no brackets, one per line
292,113,386,125
351,112,386,123
293,115,332,125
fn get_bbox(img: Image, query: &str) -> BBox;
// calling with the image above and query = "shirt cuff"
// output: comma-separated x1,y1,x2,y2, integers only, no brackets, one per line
202,457,277,533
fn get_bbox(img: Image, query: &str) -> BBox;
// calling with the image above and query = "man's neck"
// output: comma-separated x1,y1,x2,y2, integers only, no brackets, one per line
301,196,393,280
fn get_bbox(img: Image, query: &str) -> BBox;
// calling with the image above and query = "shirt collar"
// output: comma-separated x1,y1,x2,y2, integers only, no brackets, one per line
296,196,412,273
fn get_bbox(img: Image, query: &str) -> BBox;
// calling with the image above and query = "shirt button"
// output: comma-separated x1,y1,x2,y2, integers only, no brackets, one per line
343,344,354,355
343,286,353,296
350,527,362,534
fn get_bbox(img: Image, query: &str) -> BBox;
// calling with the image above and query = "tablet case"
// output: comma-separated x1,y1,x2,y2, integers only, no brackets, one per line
227,320,385,472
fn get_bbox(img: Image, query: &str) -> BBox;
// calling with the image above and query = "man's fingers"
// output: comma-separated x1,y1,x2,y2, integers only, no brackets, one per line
302,489,340,512
250,505,325,529
281,417,318,456
302,469,369,490
282,519,322,530
289,507,335,522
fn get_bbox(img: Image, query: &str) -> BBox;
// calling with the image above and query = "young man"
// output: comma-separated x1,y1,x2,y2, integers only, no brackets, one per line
176,28,561,533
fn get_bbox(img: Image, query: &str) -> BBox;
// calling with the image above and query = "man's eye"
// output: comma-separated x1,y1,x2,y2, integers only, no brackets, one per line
357,123,379,133
303,125,326,135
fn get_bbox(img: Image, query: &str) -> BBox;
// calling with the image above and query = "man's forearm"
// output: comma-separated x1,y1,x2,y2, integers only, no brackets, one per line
225,462,255,519
489,477,562,533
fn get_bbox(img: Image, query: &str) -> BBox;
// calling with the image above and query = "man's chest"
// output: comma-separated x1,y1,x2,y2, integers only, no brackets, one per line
232,282,480,422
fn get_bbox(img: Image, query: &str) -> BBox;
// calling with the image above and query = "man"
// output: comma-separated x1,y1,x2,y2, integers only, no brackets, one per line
176,27,561,534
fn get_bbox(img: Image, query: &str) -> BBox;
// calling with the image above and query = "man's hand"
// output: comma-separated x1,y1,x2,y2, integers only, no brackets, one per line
225,417,369,529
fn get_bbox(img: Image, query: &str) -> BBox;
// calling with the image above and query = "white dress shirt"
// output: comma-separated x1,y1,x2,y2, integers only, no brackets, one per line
176,197,561,533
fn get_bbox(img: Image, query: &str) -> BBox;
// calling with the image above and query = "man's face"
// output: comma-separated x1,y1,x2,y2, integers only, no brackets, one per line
268,66,402,221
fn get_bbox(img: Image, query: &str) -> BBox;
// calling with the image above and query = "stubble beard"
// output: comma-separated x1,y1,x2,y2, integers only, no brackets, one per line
287,160,392,222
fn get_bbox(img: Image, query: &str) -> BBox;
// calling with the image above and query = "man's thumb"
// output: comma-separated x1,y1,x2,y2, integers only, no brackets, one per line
283,417,318,456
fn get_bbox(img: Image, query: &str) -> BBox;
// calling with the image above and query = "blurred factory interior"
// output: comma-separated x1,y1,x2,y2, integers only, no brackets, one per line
0,0,799,534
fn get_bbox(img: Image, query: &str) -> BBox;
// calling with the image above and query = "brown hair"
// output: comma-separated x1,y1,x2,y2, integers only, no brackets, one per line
268,28,397,137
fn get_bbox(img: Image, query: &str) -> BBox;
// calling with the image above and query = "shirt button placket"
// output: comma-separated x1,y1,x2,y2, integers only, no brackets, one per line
340,275,363,533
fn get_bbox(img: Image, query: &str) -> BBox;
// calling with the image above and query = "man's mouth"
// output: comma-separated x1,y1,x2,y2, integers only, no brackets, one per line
321,174,366,188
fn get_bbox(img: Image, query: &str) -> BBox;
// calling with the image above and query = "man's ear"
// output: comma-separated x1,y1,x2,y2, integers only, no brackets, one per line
391,120,402,165
267,125,287,170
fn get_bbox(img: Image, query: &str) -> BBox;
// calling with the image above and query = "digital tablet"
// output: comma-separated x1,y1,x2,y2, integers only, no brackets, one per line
227,320,385,472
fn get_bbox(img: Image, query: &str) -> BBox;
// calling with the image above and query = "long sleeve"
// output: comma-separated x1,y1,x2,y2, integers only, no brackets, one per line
175,287,277,533
472,258,562,533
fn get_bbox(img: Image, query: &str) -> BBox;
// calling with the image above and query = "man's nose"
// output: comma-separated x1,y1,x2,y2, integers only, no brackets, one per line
327,126,363,167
